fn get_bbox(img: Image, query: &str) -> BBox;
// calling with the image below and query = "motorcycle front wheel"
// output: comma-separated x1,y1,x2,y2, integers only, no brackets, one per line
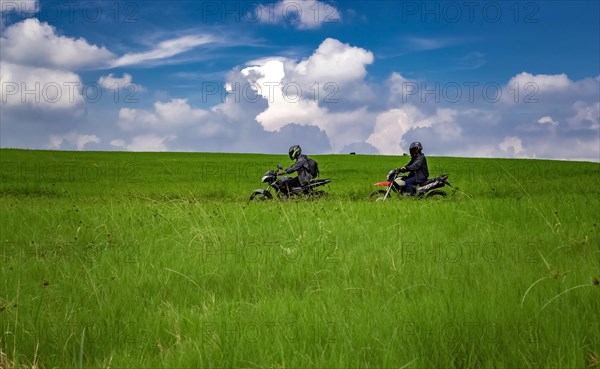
249,191,273,201
369,190,388,201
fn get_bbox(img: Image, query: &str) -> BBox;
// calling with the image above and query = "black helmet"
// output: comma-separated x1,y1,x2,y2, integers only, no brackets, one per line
409,142,423,157
289,145,302,161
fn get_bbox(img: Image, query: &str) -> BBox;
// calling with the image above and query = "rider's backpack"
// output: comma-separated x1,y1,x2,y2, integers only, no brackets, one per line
306,157,319,178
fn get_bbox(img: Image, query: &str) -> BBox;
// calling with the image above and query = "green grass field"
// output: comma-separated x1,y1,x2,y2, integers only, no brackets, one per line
1,148,599,368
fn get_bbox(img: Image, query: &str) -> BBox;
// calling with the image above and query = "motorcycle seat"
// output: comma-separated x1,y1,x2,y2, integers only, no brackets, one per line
419,178,437,186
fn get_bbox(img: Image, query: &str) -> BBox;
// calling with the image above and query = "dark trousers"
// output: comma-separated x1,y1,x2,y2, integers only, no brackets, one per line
281,177,301,194
404,177,421,195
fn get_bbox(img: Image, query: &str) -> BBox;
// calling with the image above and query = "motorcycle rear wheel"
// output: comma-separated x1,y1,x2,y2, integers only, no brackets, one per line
311,190,327,198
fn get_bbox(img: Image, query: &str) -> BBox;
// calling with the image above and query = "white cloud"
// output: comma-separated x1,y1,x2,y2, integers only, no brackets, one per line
291,38,373,85
98,73,138,89
0,61,84,109
125,134,175,151
118,99,209,132
537,116,558,126
241,59,326,131
2,18,216,71
388,72,415,101
111,35,214,67
48,131,100,150
567,101,599,129
507,72,572,93
499,136,524,156
404,36,465,51
118,108,160,131
110,139,126,148
258,0,341,29
155,99,209,123
235,38,374,151
366,106,457,154
526,138,600,162
0,18,114,69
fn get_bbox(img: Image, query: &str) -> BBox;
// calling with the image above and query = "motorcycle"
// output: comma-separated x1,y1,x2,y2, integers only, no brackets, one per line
370,169,451,201
249,164,331,201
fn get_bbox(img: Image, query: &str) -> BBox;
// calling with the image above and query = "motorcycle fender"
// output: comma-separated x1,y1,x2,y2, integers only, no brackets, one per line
374,181,392,187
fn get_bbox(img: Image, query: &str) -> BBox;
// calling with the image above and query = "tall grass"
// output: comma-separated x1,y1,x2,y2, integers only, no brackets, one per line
1,149,599,368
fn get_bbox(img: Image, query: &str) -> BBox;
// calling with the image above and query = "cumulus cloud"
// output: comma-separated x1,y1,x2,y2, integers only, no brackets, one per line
291,38,373,84
110,139,126,148
0,16,213,151
507,72,572,93
258,0,341,29
1,18,216,72
98,73,143,92
150,41,595,160
538,116,558,126
498,136,524,157
567,101,599,130
48,131,100,150
0,18,114,69
234,38,374,151
366,107,457,155
118,99,209,132
388,72,415,101
241,59,326,132
0,61,84,109
122,134,176,152
107,64,334,153
111,94,332,153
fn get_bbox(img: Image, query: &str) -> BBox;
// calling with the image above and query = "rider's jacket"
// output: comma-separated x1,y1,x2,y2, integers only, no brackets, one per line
285,154,313,186
404,153,429,184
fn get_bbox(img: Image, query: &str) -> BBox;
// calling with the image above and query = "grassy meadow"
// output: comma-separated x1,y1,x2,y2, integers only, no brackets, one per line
0,148,599,368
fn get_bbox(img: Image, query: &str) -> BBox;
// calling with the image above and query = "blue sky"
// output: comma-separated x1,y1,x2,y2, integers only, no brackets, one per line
1,0,599,160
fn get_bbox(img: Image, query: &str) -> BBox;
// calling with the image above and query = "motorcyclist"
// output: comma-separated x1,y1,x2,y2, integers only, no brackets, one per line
277,145,316,193
397,142,429,196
